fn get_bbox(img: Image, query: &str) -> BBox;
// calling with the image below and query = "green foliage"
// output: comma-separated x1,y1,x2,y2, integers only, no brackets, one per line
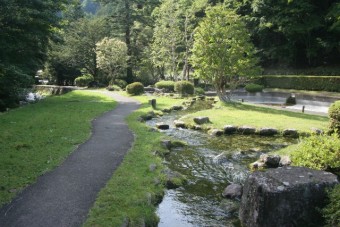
322,184,340,227
191,5,261,102
111,79,128,89
155,80,175,92
96,37,128,83
291,133,340,172
329,101,340,134
74,74,94,87
106,85,121,91
174,81,194,95
0,91,116,206
126,82,145,95
0,66,33,111
194,87,205,95
258,76,340,92
245,83,264,93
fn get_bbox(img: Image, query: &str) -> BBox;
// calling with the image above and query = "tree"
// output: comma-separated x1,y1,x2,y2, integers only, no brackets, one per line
152,0,183,80
0,0,66,108
96,37,128,83
97,0,159,83
191,5,261,102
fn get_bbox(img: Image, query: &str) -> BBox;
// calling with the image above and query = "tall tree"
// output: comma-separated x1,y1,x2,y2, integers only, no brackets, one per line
191,5,261,102
0,0,67,109
97,0,158,83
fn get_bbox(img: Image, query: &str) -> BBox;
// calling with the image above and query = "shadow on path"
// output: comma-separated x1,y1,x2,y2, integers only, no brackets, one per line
0,92,140,227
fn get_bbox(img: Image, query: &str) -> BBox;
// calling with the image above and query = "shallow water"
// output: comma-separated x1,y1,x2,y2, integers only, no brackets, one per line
146,112,297,226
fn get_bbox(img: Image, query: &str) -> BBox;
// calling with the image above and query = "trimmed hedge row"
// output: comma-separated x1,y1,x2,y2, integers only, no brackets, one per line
256,76,340,92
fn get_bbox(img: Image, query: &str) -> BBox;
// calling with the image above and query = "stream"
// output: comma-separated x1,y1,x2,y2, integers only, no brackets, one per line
146,110,298,226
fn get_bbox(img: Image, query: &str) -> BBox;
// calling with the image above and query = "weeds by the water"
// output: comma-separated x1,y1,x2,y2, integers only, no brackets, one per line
0,91,116,206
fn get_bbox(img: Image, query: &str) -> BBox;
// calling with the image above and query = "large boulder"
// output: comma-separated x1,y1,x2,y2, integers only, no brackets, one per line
239,167,339,227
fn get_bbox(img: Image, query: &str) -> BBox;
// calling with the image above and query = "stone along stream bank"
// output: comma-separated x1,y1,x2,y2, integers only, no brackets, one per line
145,110,298,226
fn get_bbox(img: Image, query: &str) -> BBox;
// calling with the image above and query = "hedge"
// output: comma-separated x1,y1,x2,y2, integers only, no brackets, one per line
256,76,340,92
126,82,144,95
155,80,175,92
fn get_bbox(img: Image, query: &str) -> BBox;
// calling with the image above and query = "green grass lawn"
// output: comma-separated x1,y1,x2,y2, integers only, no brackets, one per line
84,94,183,226
0,90,116,206
180,101,329,133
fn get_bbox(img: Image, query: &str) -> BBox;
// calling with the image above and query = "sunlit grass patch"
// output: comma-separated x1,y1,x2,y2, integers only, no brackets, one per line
0,90,116,206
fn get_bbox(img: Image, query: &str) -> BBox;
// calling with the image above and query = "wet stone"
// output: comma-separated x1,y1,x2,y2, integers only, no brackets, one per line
222,183,243,199
258,128,278,136
209,129,224,136
156,122,170,130
171,105,183,111
238,126,256,135
283,129,299,138
223,125,238,135
260,154,281,168
174,120,186,128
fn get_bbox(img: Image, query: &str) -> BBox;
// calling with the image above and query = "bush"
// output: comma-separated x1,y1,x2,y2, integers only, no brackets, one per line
245,83,264,93
111,79,127,89
194,87,205,95
126,82,144,95
106,85,121,91
155,80,175,92
322,184,340,227
291,133,340,172
257,75,340,92
74,74,94,87
174,81,194,95
329,101,340,134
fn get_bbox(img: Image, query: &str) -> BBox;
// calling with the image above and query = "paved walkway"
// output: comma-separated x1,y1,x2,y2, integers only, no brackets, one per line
0,92,140,227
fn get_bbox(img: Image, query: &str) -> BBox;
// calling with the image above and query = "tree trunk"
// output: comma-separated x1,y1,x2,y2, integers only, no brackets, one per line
125,0,134,83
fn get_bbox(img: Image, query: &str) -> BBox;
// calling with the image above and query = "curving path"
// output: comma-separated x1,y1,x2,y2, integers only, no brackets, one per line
0,92,140,227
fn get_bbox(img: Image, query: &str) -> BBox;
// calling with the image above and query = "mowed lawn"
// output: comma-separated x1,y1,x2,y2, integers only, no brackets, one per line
0,90,116,206
180,101,329,133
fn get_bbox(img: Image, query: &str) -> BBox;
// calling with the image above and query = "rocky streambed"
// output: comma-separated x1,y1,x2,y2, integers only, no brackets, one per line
145,111,298,226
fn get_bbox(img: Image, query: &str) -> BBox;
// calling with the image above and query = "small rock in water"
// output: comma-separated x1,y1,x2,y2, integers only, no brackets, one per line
156,122,170,130
258,128,278,136
260,154,281,168
174,120,186,128
222,183,243,199
209,129,224,136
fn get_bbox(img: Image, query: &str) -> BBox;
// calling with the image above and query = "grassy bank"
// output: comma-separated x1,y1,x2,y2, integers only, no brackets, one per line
85,94,184,226
0,90,116,206
180,101,329,133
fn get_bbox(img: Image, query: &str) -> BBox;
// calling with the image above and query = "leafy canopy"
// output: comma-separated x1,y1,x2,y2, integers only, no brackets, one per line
191,5,260,101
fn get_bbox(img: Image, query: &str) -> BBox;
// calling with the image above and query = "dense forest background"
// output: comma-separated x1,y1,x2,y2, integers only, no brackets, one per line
0,0,339,109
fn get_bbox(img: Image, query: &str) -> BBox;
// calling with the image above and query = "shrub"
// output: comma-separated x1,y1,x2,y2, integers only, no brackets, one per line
245,83,264,93
155,80,175,92
194,87,205,95
106,85,121,91
291,133,340,172
74,74,94,87
257,75,340,92
111,79,127,89
329,101,340,134
174,81,194,95
322,184,340,227
126,82,144,95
